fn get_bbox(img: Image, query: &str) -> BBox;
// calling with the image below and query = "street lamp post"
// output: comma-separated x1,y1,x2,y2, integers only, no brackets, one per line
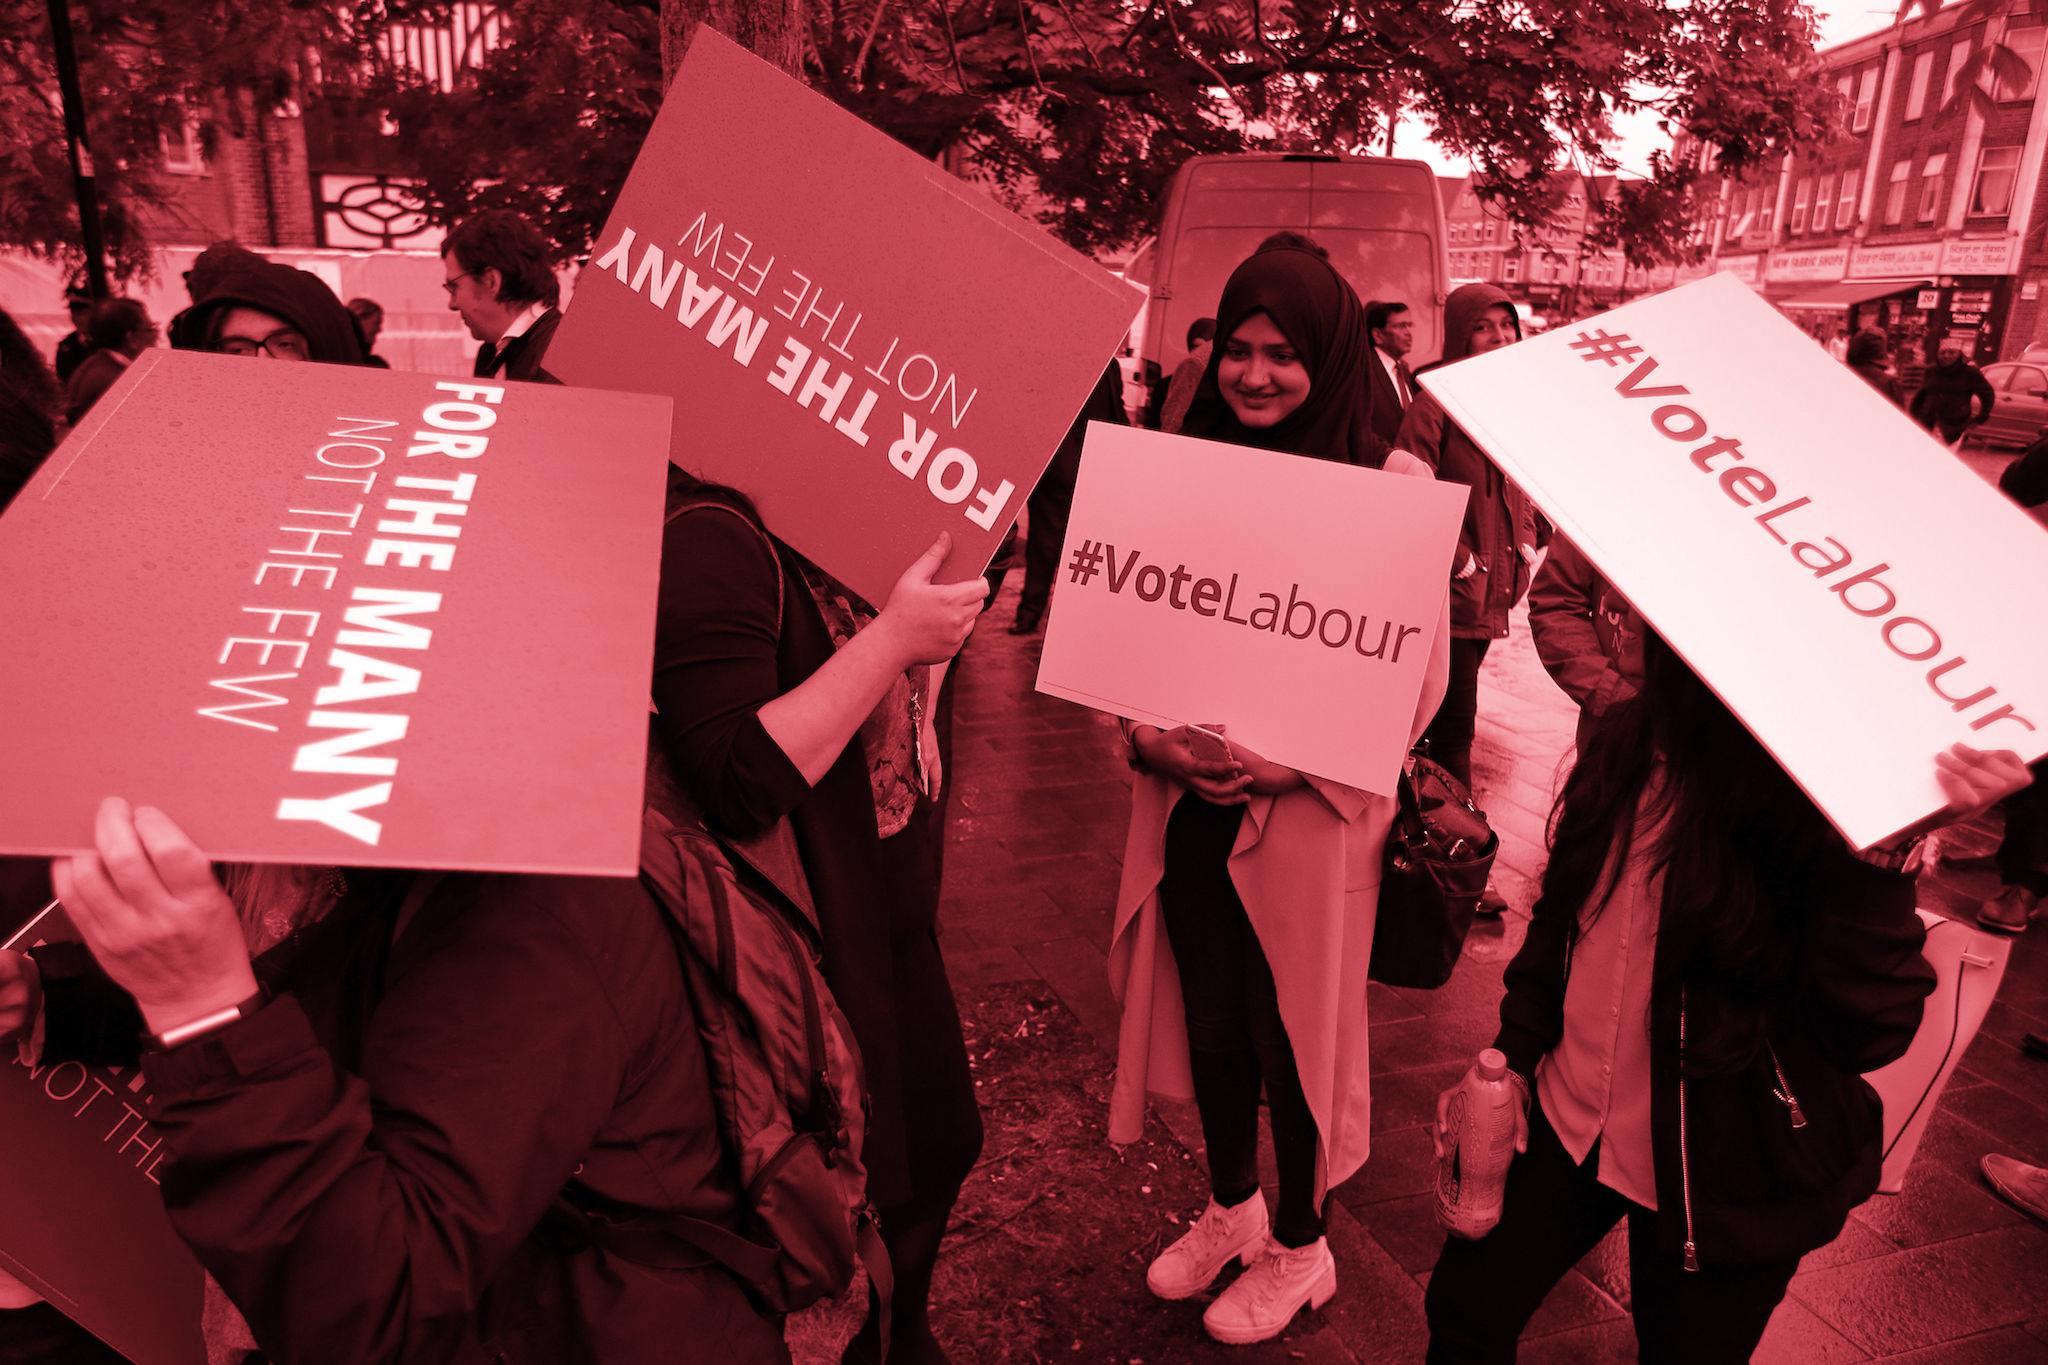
45,0,110,300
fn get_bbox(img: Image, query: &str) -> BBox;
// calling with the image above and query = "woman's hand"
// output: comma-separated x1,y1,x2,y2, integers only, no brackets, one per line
0,949,39,1050
1133,726,1252,805
1881,744,2035,849
874,533,987,667
1432,1065,1531,1162
1222,739,1307,796
51,799,257,1037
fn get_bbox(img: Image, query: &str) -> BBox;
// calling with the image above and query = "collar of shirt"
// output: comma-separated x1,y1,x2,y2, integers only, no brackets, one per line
496,301,549,347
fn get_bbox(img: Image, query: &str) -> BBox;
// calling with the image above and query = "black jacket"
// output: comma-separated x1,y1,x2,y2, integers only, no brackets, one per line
477,307,562,382
1365,346,1411,447
36,872,782,1365
1494,836,1932,1266
1909,358,1995,432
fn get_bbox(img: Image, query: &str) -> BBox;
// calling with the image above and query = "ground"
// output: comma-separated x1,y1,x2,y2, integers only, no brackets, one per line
790,449,2048,1362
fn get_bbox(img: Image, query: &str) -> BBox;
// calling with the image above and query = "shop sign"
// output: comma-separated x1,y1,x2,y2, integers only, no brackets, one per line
1713,254,1763,283
1765,247,1850,283
1939,237,2017,276
1917,290,1944,310
1849,240,1942,279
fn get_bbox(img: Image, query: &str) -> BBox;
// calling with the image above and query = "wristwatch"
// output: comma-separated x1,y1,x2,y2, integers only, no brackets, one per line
145,987,269,1052
1853,835,1927,877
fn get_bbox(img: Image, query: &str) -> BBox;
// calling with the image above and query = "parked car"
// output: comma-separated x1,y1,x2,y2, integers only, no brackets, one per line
1963,361,2048,449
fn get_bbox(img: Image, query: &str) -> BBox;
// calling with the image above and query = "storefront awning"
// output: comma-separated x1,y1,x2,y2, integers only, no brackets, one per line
1775,279,1929,310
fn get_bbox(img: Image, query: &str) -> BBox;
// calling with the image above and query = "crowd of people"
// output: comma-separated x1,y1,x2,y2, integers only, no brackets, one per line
0,208,2040,1365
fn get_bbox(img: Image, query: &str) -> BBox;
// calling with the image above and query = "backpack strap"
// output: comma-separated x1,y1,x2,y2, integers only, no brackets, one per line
654,493,819,931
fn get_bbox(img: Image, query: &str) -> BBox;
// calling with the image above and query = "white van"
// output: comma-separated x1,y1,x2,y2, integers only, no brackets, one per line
1137,153,1450,411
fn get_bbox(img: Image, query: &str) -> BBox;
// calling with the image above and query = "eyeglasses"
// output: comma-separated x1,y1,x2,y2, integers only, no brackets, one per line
441,271,478,298
216,326,311,361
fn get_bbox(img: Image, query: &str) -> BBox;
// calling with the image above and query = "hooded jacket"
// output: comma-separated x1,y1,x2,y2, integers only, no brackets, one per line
1394,282,1541,639
1846,331,1904,407
169,258,366,365
1908,353,1995,434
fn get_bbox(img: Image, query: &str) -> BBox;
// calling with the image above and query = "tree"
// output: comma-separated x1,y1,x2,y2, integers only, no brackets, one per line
0,0,375,279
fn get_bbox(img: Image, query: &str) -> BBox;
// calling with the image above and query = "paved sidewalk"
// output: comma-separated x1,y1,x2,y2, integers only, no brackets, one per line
916,550,2048,1362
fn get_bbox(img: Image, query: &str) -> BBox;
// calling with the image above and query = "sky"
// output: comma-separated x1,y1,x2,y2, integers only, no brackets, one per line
1402,0,1905,180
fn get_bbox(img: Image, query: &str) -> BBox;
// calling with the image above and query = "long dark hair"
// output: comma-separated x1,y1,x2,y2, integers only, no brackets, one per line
1537,631,1833,995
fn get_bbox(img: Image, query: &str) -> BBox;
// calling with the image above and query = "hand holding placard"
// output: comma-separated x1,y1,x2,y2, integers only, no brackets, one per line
51,801,256,1039
874,533,986,667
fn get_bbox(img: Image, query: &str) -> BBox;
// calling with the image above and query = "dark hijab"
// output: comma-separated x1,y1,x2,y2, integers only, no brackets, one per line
1179,245,1387,467
168,256,365,365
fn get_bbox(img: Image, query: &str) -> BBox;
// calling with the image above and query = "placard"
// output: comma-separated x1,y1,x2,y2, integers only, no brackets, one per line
0,349,673,871
547,27,1139,606
1034,425,1465,796
1419,273,2048,848
1,905,205,1365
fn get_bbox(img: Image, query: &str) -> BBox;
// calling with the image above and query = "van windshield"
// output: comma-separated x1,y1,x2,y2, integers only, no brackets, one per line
1165,227,1441,366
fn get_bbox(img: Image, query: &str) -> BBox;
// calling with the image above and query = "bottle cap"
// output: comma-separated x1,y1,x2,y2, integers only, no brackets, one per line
1476,1047,1507,1081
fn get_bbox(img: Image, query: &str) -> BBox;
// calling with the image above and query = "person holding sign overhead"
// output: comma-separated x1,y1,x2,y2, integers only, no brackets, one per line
1108,243,1449,1346
651,472,988,1365
1423,630,2032,1363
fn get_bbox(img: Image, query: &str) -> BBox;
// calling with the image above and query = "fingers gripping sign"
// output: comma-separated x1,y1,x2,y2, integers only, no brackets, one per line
53,798,258,1038
879,532,987,667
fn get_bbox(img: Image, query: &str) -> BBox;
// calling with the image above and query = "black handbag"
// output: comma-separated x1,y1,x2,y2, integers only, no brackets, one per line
1368,749,1500,990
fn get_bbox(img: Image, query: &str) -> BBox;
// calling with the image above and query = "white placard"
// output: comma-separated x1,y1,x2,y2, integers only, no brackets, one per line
1418,273,2048,848
1035,424,1466,796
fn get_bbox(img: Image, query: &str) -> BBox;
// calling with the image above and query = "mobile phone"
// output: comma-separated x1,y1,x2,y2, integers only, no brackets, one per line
1187,723,1232,765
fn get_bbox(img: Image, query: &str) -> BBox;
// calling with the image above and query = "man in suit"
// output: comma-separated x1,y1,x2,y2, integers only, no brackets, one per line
442,210,562,382
1365,299,1418,447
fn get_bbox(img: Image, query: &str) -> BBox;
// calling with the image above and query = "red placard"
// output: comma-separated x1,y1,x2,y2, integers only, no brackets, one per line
0,350,673,871
547,26,1140,606
1,904,205,1365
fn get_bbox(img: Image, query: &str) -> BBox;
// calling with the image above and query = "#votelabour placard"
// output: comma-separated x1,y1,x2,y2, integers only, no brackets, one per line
0,349,673,871
1035,425,1466,796
547,26,1140,607
0,905,205,1365
1420,273,2048,848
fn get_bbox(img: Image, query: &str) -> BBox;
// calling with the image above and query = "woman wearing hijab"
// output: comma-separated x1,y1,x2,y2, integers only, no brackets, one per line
1107,245,1451,1345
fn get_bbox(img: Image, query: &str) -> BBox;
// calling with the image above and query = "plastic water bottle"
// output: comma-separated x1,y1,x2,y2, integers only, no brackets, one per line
1436,1047,1519,1239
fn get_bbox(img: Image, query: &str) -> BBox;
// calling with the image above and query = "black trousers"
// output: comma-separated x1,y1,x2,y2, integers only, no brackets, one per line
1425,1106,1799,1364
1158,796,1324,1247
1015,479,1074,619
1422,636,1492,787
1996,758,2048,895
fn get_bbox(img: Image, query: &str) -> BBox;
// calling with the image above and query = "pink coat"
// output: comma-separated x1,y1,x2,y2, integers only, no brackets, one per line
1106,454,1452,1202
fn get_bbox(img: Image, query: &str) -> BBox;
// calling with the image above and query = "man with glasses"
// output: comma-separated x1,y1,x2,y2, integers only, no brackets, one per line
167,257,367,366
441,210,562,382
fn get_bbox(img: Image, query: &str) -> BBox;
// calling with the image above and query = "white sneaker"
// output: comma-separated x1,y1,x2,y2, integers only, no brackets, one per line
1145,1194,1270,1300
1201,1235,1337,1345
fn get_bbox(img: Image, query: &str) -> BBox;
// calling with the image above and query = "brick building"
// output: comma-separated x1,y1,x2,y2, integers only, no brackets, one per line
1704,0,2048,375
1,4,500,373
1437,172,1696,327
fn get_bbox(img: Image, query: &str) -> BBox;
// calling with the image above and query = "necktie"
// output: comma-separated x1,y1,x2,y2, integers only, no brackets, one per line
1396,360,1415,405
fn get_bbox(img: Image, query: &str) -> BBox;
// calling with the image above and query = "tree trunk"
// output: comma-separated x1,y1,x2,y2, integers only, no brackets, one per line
659,0,805,87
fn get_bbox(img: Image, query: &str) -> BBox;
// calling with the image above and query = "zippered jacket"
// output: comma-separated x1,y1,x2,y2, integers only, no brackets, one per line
1493,832,1934,1266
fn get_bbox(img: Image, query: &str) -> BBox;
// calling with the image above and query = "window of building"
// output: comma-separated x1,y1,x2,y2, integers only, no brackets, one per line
1758,184,1775,233
1993,24,2047,101
1484,221,1496,242
1904,49,1935,119
1813,172,1835,229
1835,168,1859,228
1791,176,1812,233
1945,38,1973,107
1853,67,1880,131
1885,159,1912,223
158,111,204,175
1503,256,1520,283
1919,151,1949,221
1970,144,2021,214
